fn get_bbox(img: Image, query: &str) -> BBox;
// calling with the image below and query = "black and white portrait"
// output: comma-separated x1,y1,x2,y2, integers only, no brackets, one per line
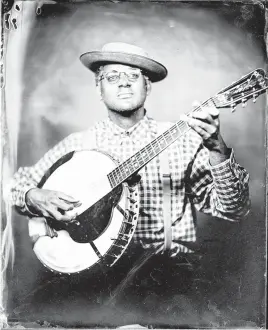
1,0,267,328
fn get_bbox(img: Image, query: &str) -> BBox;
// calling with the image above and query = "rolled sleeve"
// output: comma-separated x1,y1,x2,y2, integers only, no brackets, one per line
209,149,250,220
210,149,248,182
209,149,236,179
189,144,250,222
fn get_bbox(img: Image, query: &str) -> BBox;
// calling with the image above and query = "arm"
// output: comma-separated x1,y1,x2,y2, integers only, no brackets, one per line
187,141,250,220
4,131,85,217
183,103,250,220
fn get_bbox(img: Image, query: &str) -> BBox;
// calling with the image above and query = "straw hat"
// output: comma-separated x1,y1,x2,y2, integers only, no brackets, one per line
80,42,167,82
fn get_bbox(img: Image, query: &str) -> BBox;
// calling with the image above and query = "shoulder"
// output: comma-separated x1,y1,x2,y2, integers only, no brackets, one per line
62,128,93,143
61,124,98,150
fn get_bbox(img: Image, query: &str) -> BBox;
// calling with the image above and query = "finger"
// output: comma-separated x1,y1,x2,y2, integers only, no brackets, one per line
46,206,75,222
206,106,219,118
185,117,217,136
191,101,219,119
56,192,80,204
73,201,82,208
188,124,211,141
51,198,75,211
32,203,50,218
38,208,51,219
191,109,214,124
51,198,82,211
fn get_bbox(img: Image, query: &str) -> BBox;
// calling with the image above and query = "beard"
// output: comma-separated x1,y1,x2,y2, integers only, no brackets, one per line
108,105,142,117
103,97,146,116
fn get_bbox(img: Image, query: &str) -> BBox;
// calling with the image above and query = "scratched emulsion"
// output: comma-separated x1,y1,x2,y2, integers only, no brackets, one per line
5,1,266,328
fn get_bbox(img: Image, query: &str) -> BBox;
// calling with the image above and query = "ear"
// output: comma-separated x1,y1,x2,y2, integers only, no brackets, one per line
96,83,103,101
145,77,151,96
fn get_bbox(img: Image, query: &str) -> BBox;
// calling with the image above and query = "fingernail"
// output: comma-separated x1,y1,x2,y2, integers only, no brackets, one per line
75,202,82,207
72,212,79,220
70,219,80,225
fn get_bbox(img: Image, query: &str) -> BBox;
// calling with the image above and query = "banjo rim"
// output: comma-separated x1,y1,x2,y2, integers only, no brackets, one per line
29,149,140,274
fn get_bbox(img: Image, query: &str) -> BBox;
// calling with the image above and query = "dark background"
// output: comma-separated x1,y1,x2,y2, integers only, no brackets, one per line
5,1,267,328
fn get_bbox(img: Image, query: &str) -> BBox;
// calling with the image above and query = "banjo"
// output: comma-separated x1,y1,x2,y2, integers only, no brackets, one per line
28,69,267,274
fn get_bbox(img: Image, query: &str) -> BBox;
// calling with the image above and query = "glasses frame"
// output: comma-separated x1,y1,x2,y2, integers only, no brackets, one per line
98,69,143,85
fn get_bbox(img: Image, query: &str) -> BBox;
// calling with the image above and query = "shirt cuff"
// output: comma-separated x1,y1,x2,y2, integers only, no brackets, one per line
209,149,238,180
21,186,40,217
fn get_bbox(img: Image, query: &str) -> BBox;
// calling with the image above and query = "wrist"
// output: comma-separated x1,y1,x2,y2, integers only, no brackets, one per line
209,148,231,166
209,135,231,166
25,188,39,213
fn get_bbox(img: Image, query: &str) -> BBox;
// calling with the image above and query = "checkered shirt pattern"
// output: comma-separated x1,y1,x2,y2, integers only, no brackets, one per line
6,115,250,254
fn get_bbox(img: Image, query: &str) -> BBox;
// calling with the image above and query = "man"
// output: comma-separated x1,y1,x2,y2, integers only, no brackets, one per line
6,42,250,325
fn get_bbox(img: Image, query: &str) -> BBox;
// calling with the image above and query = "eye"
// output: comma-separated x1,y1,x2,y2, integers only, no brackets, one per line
128,73,140,81
106,73,119,83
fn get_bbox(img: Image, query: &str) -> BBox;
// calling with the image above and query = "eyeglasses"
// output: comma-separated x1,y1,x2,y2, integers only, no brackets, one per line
99,70,142,84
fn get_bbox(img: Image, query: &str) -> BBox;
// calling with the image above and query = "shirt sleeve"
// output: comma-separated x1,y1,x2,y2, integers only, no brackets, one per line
4,131,89,216
186,140,250,222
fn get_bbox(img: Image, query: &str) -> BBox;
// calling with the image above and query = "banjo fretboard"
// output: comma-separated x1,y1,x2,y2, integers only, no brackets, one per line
107,98,217,188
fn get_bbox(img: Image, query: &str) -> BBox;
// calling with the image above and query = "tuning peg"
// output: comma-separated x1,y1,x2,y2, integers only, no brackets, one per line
241,93,247,107
231,103,236,112
253,93,258,103
241,100,247,107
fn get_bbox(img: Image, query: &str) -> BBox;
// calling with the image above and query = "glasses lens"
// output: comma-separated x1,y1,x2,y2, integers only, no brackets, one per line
127,72,140,81
106,73,120,84
104,71,141,84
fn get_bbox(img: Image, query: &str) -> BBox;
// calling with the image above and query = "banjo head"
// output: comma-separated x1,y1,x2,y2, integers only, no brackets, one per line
29,149,140,274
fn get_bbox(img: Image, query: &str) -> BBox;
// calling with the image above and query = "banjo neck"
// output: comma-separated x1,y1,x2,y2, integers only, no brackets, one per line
107,98,216,189
107,67,268,189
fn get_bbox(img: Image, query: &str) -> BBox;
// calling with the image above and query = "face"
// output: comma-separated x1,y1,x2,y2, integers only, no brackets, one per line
98,64,150,114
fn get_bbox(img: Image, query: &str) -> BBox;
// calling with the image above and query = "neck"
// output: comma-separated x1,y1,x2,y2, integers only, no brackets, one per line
108,107,146,130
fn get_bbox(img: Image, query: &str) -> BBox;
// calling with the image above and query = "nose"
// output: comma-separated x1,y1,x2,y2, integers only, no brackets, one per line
118,72,131,87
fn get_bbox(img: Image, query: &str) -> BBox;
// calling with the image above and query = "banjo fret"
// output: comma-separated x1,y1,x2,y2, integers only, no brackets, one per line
108,118,191,189
112,243,126,249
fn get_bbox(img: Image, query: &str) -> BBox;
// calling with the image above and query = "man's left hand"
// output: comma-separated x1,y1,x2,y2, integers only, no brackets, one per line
182,102,230,165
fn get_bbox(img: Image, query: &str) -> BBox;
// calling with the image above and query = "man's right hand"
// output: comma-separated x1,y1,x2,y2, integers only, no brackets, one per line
25,188,81,222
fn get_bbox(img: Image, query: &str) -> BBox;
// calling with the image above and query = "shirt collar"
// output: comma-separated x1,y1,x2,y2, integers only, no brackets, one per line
103,112,158,143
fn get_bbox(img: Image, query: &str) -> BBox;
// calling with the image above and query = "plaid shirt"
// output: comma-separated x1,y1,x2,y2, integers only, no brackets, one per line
6,115,250,254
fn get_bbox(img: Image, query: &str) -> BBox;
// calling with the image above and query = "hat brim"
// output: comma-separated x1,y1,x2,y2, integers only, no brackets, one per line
80,51,167,82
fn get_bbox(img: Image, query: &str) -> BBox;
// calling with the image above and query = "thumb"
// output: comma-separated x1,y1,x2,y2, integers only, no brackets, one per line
208,106,220,117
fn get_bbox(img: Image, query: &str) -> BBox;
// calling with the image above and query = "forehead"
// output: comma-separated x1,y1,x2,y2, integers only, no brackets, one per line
102,63,140,72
